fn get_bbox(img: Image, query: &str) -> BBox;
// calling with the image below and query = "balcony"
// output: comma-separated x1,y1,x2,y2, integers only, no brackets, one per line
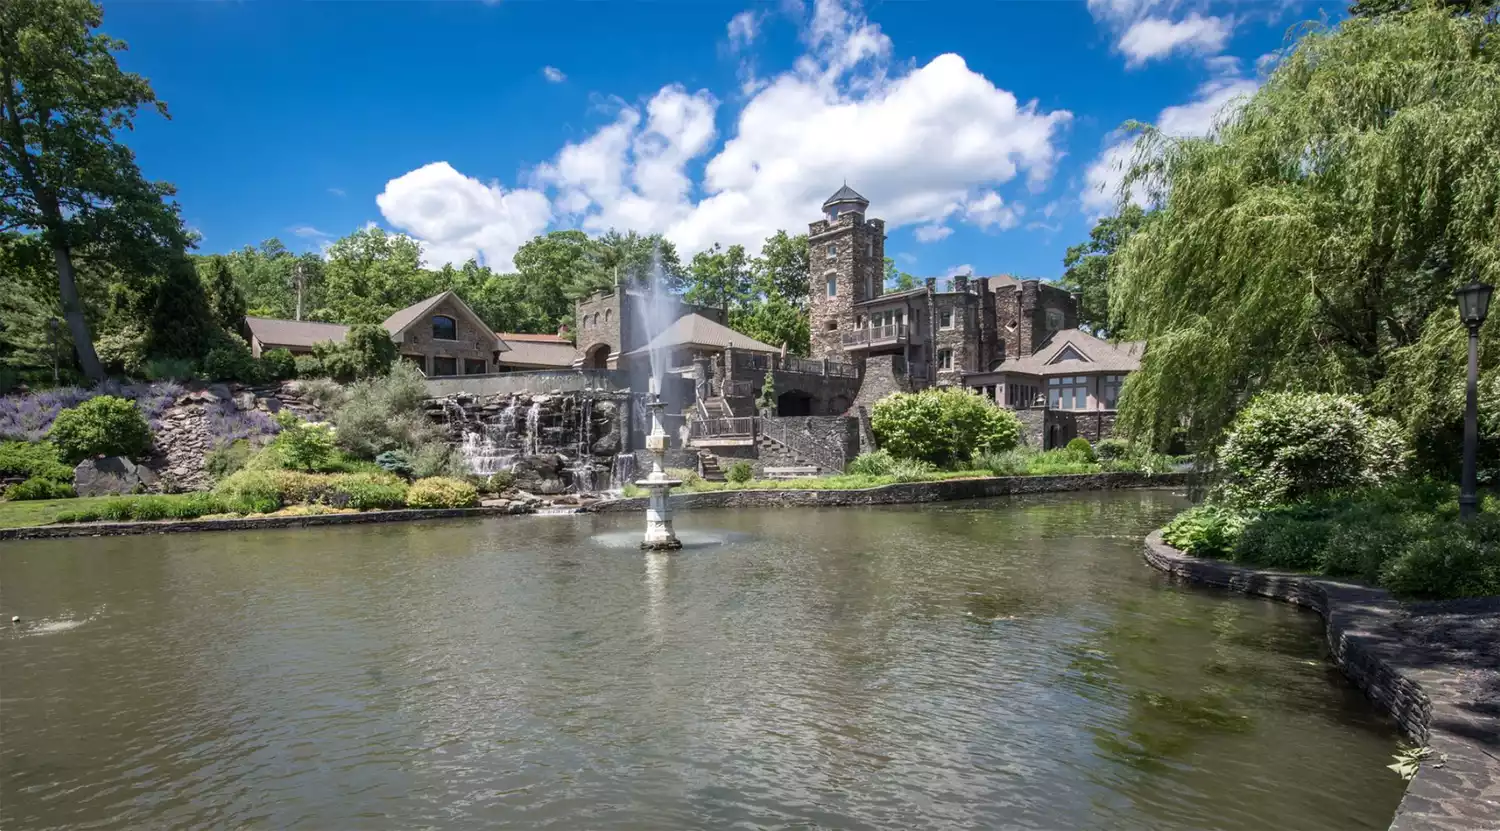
842,323,909,352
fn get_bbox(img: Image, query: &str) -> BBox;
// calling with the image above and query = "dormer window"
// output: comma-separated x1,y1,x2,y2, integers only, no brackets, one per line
432,315,458,341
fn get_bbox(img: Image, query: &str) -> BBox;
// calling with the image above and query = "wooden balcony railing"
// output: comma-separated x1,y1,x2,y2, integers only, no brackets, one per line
842,323,908,350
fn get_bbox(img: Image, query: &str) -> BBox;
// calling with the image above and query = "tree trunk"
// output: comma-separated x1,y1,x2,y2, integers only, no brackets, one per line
52,244,104,382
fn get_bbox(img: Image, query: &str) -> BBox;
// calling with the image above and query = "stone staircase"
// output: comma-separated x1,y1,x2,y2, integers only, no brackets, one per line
700,396,734,420
755,433,821,478
697,450,727,482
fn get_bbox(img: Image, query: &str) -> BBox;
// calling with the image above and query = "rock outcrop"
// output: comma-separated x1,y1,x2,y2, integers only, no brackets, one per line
73,456,158,496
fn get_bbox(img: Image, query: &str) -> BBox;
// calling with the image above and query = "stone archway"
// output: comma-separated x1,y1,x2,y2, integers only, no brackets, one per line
828,394,852,416
776,389,814,417
582,343,612,369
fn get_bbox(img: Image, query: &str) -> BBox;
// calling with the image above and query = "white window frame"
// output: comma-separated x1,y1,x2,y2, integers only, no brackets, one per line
937,349,953,370
827,243,838,260
826,275,838,297
1047,375,1088,410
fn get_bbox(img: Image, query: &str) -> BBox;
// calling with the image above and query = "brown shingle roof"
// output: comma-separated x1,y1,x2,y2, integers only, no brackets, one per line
990,329,1144,376
499,332,571,344
498,340,579,368
625,313,779,355
245,317,351,350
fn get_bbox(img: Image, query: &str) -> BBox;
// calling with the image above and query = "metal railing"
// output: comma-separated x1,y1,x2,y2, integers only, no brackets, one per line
729,351,858,378
688,417,757,439
842,323,908,348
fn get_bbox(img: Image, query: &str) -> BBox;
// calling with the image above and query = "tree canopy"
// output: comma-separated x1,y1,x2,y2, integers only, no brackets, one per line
0,0,188,380
1109,5,1500,472
1061,205,1145,336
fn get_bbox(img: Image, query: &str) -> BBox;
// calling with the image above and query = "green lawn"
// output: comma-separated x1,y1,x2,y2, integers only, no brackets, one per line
0,496,121,529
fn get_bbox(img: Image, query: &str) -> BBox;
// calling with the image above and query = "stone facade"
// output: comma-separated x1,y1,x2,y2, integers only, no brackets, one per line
850,354,918,414
808,207,886,361
574,286,728,370
395,295,498,377
758,415,861,474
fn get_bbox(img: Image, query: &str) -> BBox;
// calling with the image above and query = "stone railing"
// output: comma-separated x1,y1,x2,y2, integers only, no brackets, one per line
729,350,858,378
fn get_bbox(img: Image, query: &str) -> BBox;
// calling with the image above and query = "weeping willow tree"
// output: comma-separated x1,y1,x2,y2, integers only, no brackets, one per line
1109,3,1500,473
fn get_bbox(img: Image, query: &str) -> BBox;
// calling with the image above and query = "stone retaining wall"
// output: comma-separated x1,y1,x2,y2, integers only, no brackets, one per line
0,505,533,541
1142,531,1500,831
593,471,1187,512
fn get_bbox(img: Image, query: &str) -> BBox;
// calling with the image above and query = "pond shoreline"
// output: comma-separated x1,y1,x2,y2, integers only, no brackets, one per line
1142,530,1500,831
0,472,1188,541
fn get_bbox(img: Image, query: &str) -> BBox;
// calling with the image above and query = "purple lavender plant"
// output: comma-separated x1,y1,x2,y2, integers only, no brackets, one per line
0,381,189,440
206,400,280,448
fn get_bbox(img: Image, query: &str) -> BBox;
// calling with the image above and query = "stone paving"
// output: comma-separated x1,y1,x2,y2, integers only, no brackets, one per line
1143,531,1500,831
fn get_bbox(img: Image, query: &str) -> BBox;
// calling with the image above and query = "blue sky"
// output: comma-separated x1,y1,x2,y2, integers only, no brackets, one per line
101,0,1335,280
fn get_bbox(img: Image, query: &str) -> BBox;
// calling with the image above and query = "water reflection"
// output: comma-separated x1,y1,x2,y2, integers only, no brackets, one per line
0,493,1405,831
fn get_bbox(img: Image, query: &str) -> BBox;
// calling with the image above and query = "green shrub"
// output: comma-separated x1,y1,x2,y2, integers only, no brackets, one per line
142,357,199,381
725,461,753,484
47,396,153,463
888,458,936,482
1162,505,1247,557
375,450,416,479
1380,516,1500,599
327,472,407,510
973,448,1028,476
96,324,150,377
486,470,515,491
294,355,326,379
331,363,444,465
845,450,897,476
405,476,479,509
4,477,76,500
212,469,284,513
1216,392,1411,508
202,332,262,383
259,348,297,381
270,411,338,471
1320,510,1420,582
1065,437,1095,461
872,388,1021,467
1233,512,1334,571
1094,438,1130,460
52,492,230,524
666,467,704,488
0,441,73,482
205,439,254,481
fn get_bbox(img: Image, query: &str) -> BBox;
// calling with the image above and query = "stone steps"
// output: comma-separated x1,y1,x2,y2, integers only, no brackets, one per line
697,451,727,482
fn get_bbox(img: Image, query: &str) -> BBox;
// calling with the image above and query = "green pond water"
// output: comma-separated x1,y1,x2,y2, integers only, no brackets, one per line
0,490,1407,829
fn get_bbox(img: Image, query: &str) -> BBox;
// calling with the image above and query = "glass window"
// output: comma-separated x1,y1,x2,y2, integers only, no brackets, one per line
940,310,953,328
1103,374,1124,409
604,309,612,322
827,276,837,297
464,358,487,375
1048,376,1088,410
827,243,838,260
432,315,458,340
938,349,953,370
431,357,458,377
402,354,426,374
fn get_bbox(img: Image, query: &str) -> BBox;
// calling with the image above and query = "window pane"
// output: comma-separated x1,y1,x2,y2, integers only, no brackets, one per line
1049,389,1061,408
432,357,458,377
432,316,457,340
827,277,837,297
464,358,487,375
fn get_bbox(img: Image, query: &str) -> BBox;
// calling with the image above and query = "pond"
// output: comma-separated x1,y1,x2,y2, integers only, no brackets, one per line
0,490,1407,830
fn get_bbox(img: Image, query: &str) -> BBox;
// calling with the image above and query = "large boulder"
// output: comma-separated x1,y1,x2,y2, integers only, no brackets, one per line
73,456,158,497
510,453,566,494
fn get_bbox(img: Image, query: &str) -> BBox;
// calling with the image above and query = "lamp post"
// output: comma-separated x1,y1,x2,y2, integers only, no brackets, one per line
1454,280,1493,519
47,317,59,384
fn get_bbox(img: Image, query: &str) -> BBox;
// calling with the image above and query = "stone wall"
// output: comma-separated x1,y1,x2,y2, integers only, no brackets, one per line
1142,532,1500,831
850,354,915,413
429,389,629,490
594,471,1185,512
423,370,629,398
808,211,885,361
759,415,859,473
396,295,497,375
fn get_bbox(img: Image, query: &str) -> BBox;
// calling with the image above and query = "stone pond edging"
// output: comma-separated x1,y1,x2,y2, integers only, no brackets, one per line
589,471,1189,512
1142,530,1500,831
0,472,1187,542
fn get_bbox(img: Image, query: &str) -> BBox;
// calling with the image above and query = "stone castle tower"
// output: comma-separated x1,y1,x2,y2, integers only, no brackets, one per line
807,185,886,362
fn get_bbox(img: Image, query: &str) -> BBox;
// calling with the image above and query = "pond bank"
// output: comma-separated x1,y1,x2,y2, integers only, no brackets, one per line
0,472,1187,541
1142,530,1500,831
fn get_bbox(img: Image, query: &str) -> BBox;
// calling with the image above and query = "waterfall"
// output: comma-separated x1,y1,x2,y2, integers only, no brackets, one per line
524,402,542,456
610,453,637,490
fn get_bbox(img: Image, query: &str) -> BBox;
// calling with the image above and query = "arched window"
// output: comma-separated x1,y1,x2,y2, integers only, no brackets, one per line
432,315,457,340
604,308,612,323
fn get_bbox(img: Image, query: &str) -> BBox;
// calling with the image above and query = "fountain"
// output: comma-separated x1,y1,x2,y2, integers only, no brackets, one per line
634,376,682,550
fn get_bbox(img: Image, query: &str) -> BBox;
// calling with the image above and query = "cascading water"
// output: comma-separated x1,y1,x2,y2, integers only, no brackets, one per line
524,402,542,457
610,453,637,490
567,397,596,492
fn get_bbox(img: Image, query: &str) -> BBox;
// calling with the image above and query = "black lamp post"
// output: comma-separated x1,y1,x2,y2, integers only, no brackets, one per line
1455,280,1493,519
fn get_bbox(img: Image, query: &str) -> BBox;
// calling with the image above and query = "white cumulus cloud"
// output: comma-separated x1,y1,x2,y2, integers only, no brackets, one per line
542,66,566,83
378,0,1070,267
375,162,552,270
728,11,759,50
914,224,953,243
1118,14,1232,67
1081,74,1257,217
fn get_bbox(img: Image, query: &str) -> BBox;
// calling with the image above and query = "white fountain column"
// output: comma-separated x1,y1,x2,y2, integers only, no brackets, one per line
636,378,682,550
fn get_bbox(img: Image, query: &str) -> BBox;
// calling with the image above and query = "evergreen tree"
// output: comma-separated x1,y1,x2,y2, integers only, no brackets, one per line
202,254,246,333
148,256,218,359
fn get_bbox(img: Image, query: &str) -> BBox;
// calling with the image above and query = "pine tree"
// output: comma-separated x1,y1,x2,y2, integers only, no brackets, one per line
148,256,218,359
202,255,247,333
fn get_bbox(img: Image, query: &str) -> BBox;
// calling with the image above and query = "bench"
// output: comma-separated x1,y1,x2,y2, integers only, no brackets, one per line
763,466,821,480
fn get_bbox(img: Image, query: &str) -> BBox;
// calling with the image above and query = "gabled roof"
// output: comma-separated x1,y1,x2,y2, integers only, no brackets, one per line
245,317,351,349
624,313,779,356
382,291,508,352
990,329,1144,376
823,184,869,209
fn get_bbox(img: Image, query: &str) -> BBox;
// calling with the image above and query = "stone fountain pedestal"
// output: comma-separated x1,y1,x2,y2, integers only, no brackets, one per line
636,393,682,551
